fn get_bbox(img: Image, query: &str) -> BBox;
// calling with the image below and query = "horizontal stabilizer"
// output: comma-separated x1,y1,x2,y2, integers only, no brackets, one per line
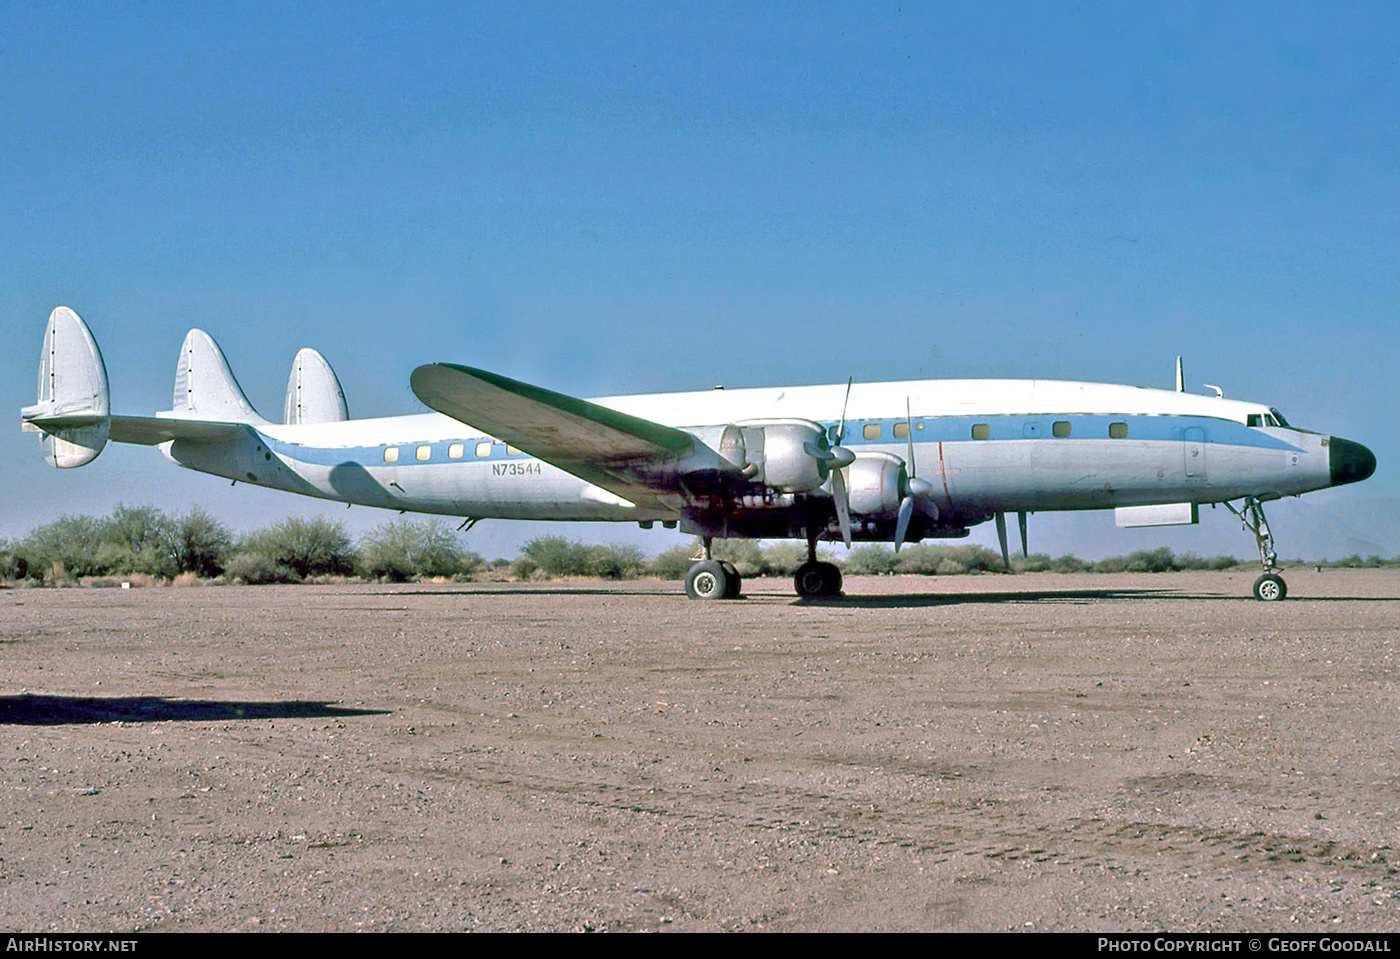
21,307,111,468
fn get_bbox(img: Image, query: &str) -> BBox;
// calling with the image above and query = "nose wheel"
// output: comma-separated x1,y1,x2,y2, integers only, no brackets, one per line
1227,496,1288,601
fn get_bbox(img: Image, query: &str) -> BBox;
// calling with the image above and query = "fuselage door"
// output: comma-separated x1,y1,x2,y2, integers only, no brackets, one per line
1183,427,1208,482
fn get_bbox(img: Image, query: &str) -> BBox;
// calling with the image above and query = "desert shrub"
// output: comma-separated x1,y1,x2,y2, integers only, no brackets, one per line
361,518,471,581
648,544,698,580
241,516,357,578
712,539,770,577
1049,553,1093,573
17,514,108,579
760,542,819,576
521,536,591,577
1013,552,1053,573
167,507,233,577
843,545,898,575
510,557,539,581
583,543,645,580
225,552,298,584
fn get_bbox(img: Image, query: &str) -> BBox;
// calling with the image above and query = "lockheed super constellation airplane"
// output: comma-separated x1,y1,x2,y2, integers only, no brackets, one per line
22,307,1375,601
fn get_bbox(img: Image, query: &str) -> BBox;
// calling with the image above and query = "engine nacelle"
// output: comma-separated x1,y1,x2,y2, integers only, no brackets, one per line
844,451,905,519
724,419,829,493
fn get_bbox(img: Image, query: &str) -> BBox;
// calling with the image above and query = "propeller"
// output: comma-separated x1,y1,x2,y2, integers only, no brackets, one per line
894,398,939,552
805,378,857,546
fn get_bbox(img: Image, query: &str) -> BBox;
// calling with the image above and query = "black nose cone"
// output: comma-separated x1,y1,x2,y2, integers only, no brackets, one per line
1330,437,1376,487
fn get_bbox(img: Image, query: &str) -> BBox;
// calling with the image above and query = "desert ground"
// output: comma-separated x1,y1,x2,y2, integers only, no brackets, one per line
1,569,1397,932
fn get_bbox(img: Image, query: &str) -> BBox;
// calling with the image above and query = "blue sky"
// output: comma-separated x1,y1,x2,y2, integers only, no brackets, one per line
3,2,1396,559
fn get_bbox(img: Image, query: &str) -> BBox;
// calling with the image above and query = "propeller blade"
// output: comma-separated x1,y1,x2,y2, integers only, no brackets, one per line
837,377,853,445
832,468,852,547
894,496,915,553
995,512,1011,570
905,397,917,478
1018,511,1028,558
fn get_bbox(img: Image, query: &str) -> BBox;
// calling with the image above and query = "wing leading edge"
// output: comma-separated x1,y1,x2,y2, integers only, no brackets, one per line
410,363,696,505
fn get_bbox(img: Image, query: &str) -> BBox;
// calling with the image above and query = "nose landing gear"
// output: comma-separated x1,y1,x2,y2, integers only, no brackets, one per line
1225,496,1288,601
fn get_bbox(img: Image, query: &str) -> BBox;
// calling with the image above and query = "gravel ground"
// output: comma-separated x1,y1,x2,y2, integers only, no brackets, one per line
1,569,1397,932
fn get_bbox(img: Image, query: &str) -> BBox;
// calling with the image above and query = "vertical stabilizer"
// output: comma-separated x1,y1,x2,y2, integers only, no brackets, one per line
283,348,349,424
21,307,111,468
171,329,268,424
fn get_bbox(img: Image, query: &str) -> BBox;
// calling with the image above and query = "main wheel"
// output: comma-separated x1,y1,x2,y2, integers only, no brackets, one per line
719,561,742,599
1253,572,1287,601
793,561,842,598
794,561,827,598
686,560,731,601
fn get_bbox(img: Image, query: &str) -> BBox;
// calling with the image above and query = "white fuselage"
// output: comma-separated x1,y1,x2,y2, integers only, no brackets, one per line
160,378,1331,534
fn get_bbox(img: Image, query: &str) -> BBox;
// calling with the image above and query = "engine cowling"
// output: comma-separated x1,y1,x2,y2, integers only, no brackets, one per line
844,451,905,519
723,419,830,493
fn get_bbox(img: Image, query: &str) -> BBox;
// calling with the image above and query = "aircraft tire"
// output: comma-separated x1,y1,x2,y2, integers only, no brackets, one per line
719,561,742,599
794,561,841,598
1253,573,1287,602
820,561,842,596
686,560,731,601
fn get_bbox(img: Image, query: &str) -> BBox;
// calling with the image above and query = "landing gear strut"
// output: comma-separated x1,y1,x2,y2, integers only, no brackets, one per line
793,524,842,599
684,537,742,601
1225,496,1287,601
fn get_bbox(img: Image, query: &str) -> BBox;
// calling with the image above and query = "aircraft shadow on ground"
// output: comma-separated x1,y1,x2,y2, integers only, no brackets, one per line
0,695,388,727
798,588,1186,607
797,588,1400,607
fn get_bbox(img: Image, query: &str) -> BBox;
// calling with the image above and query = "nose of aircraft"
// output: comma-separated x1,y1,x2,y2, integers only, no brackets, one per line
1329,437,1377,487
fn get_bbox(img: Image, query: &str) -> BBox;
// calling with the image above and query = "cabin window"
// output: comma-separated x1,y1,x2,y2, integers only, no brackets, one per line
892,422,909,440
383,446,399,463
475,441,493,458
863,424,881,441
507,446,523,456
416,445,431,461
1052,421,1072,438
448,443,464,459
1109,422,1128,439
971,423,990,441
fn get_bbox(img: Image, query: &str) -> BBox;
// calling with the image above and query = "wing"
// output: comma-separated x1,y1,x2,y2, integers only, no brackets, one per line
410,363,696,505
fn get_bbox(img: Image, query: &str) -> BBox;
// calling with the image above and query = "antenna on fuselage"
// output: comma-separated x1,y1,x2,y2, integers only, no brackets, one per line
1175,357,1185,393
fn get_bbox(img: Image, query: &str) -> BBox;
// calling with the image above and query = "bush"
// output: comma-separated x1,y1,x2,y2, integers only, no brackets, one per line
361,518,472,581
241,516,357,579
167,507,233,577
225,552,298,584
648,544,698,580
843,545,898,575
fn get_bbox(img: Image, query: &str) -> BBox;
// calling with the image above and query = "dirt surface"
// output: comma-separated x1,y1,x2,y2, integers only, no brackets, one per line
2,569,1398,932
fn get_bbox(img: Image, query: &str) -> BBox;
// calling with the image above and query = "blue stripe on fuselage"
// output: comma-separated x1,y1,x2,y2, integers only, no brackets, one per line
260,414,1300,469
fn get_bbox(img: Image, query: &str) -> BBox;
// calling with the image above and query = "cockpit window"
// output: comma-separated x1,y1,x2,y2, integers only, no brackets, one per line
1269,407,1291,428
1247,414,1262,427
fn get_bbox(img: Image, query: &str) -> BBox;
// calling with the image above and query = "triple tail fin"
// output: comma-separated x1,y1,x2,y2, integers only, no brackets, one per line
21,307,111,468
170,329,269,425
283,348,348,424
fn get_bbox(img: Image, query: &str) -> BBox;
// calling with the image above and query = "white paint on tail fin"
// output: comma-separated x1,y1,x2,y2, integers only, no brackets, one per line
283,348,348,425
171,329,268,424
21,307,111,468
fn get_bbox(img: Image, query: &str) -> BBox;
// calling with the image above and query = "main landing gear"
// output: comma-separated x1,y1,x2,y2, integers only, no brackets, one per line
1225,495,1287,601
793,525,842,599
683,532,843,601
684,539,742,600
